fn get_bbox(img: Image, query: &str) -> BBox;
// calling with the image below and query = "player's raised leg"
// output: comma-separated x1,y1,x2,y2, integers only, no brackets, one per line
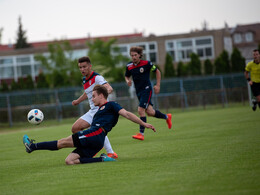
146,105,172,129
23,134,73,153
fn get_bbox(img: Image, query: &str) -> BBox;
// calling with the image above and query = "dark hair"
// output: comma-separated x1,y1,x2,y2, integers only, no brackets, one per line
253,49,260,53
130,46,143,58
78,56,91,64
93,84,108,99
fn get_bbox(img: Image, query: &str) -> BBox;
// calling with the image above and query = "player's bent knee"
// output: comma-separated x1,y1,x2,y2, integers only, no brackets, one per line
146,110,155,116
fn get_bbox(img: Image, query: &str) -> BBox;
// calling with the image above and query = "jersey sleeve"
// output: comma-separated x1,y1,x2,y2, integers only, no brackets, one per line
149,61,157,72
245,61,252,72
125,66,131,77
111,101,123,113
95,75,107,85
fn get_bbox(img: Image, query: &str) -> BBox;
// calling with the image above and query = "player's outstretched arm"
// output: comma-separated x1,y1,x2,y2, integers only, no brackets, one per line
119,109,156,132
72,92,87,106
103,83,113,94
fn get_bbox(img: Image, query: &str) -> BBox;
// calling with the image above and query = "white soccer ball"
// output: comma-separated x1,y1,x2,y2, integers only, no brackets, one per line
27,109,44,125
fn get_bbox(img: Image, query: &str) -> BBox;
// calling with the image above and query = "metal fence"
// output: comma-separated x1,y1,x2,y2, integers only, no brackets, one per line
0,73,248,126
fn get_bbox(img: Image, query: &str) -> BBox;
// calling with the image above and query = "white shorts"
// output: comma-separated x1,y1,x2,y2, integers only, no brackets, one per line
80,108,98,125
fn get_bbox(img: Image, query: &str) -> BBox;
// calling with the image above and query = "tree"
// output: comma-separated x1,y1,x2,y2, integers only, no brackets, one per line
35,41,80,88
11,78,26,90
36,72,49,88
177,61,188,77
86,38,129,82
15,16,31,49
204,59,213,75
164,53,175,78
188,53,201,75
231,48,245,73
0,80,9,92
215,50,230,74
24,75,35,89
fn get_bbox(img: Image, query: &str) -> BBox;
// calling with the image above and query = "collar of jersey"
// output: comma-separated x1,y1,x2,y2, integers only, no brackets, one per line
99,101,108,109
85,71,94,81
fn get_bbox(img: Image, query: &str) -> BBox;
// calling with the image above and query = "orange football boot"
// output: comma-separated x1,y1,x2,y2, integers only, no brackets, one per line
166,113,172,129
132,133,144,140
107,152,118,159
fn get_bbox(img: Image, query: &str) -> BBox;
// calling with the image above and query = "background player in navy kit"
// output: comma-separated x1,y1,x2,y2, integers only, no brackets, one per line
71,56,117,158
125,46,172,141
23,85,156,165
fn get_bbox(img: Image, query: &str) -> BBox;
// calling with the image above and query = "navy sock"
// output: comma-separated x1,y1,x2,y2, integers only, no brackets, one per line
258,102,260,108
31,141,58,151
80,157,103,164
154,110,167,119
139,116,146,134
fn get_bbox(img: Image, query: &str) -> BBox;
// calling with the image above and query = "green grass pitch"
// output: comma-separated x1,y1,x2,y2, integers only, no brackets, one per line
0,105,259,194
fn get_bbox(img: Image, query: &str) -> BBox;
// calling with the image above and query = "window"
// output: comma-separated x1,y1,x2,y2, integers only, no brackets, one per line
17,56,30,63
166,36,214,62
205,48,212,57
196,38,211,45
149,44,155,50
150,52,157,63
234,33,242,43
245,32,253,42
0,58,13,65
137,45,146,50
114,42,158,63
168,51,175,60
197,49,204,57
177,40,192,48
167,42,174,49
119,46,127,53
0,66,14,78
71,49,88,59
17,65,31,77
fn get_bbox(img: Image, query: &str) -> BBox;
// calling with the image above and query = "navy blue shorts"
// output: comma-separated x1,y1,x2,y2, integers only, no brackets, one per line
137,87,153,109
251,82,260,97
72,127,106,158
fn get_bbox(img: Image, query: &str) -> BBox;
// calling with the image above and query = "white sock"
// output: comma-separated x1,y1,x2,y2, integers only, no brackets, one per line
103,136,114,154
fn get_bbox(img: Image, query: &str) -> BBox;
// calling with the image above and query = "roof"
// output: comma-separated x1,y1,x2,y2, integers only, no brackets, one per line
233,23,260,33
0,33,143,52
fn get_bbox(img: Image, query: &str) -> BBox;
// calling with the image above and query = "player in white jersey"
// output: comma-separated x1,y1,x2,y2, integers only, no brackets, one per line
71,56,118,159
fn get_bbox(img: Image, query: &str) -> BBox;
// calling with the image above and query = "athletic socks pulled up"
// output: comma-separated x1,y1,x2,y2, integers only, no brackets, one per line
139,116,146,134
31,141,58,151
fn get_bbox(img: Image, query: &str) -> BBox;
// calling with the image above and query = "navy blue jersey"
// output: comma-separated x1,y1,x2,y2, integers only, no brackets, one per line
91,101,123,133
125,60,157,94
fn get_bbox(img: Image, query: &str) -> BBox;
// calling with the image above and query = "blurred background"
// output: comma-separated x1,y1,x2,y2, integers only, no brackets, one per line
0,0,259,126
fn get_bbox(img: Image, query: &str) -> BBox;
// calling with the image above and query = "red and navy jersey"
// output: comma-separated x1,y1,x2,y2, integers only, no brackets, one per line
91,101,123,133
82,71,107,110
125,60,157,93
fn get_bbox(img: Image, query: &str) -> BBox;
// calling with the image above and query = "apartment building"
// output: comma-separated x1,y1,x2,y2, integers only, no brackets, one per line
0,22,259,83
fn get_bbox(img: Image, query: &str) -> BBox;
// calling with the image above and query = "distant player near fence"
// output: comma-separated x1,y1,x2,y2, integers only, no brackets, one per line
244,49,260,111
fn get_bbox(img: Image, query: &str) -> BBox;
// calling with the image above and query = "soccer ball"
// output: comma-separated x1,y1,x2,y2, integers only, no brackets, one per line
27,109,44,125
